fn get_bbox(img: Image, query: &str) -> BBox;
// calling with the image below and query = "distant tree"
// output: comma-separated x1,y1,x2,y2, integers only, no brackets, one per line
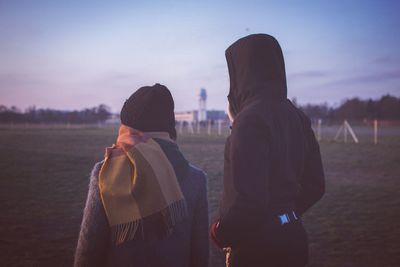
1,96,399,124
0,105,8,112
300,102,330,122
0,105,24,123
377,95,399,120
335,98,366,121
0,104,113,124
25,105,37,122
365,99,377,119
96,104,111,122
10,106,21,113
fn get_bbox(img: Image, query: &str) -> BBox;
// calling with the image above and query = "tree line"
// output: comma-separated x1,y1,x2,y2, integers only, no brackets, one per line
297,94,400,123
0,104,112,124
0,94,399,124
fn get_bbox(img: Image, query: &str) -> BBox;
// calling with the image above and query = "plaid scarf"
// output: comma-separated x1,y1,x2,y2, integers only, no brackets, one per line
99,125,187,245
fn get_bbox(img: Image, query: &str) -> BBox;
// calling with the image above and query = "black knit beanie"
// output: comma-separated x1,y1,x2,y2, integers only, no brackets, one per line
120,83,177,140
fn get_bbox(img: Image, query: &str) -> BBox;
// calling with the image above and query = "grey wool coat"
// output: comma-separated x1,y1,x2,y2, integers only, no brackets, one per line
74,161,209,267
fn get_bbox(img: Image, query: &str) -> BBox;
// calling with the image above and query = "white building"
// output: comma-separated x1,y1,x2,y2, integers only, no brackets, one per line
198,88,207,122
175,110,198,123
175,88,228,124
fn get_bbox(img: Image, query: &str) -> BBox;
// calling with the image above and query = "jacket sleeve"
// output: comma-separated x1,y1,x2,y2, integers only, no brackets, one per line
295,123,325,215
190,171,210,267
217,115,269,247
74,163,109,267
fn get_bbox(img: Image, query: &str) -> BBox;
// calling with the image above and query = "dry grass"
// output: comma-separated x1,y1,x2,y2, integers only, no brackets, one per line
0,126,399,266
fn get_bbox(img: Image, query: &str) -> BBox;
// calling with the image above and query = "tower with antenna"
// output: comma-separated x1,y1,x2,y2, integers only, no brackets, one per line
198,88,207,122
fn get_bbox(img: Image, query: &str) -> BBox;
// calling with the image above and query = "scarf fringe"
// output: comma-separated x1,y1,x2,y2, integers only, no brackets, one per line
111,220,142,245
111,199,188,245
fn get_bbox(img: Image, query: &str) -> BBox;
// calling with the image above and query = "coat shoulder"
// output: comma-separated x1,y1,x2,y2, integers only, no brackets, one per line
188,163,206,175
184,164,207,197
89,161,104,182
187,164,207,182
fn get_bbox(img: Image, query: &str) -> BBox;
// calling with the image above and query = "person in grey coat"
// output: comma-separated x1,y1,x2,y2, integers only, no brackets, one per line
74,84,209,267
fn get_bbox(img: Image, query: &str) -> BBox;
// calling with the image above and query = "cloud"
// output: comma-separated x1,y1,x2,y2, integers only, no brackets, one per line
287,71,327,81
324,70,400,87
97,71,138,82
0,73,49,89
371,56,400,65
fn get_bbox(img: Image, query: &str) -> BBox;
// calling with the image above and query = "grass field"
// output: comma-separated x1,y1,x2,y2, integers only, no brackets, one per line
0,125,399,267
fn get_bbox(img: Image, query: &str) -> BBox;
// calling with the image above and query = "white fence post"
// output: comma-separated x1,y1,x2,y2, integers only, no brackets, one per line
189,122,194,134
334,124,344,141
334,120,359,144
344,120,359,144
218,120,222,136
374,119,378,145
179,121,183,134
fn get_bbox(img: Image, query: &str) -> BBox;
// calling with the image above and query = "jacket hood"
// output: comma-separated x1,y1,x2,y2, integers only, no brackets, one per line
226,34,287,114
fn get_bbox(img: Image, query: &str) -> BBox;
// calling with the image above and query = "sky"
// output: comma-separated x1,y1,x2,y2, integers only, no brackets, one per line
1,0,400,112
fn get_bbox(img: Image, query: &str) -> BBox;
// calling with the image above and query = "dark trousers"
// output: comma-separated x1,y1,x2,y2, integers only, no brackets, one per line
227,220,308,267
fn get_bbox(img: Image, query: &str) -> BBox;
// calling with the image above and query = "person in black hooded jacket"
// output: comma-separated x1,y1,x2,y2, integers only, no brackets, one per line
210,34,325,266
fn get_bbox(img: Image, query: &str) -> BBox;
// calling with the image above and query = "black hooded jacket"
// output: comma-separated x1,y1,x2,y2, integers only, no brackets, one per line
218,34,325,247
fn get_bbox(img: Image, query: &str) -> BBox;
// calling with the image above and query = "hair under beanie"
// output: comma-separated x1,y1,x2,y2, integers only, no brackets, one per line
120,83,177,140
